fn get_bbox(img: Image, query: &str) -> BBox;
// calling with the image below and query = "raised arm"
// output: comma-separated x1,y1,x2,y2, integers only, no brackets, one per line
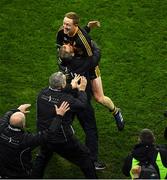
83,20,101,33
0,104,31,126
69,76,88,111
22,102,70,148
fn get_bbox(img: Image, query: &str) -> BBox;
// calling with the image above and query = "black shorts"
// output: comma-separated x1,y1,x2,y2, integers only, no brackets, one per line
89,65,101,80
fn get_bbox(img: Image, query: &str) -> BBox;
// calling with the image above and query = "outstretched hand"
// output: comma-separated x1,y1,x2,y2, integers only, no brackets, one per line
55,101,70,116
17,104,31,114
87,21,100,29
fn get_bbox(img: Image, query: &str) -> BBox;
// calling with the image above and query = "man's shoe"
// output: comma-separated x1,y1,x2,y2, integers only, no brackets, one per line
114,110,124,131
94,161,106,170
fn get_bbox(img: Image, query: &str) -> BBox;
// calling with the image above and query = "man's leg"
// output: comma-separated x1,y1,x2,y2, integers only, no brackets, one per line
91,76,124,131
31,145,53,178
77,102,98,162
52,136,97,179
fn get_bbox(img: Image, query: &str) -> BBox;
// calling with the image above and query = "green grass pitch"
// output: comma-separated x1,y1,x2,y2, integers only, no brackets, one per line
0,0,167,178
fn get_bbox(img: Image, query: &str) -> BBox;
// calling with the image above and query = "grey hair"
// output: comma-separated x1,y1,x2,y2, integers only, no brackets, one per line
49,72,66,89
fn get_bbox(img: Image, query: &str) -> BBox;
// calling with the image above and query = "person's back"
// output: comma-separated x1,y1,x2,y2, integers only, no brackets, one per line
36,86,85,144
0,126,32,178
129,143,159,179
0,104,61,179
0,108,34,178
37,87,75,130
36,73,88,136
122,129,167,179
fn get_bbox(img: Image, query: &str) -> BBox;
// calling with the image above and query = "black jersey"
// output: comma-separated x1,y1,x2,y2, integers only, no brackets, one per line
61,42,100,76
57,26,93,57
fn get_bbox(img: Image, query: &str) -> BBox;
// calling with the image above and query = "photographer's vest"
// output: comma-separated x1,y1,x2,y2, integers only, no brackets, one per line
130,152,167,179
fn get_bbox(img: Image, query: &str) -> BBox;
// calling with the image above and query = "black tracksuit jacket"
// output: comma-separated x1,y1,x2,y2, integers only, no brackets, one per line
60,42,101,77
37,87,87,143
0,108,63,178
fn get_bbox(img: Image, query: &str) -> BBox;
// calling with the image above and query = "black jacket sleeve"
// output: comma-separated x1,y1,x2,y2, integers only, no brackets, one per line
73,41,101,74
22,131,48,149
68,91,88,112
0,109,20,127
21,115,64,148
56,29,68,71
56,28,64,47
83,25,91,33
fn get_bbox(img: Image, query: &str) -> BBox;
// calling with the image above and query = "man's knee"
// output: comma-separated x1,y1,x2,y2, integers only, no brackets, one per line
94,94,104,104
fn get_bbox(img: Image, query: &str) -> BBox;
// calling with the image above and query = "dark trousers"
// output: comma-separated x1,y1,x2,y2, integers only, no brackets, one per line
77,102,98,162
31,136,97,179
77,76,98,162
66,72,99,163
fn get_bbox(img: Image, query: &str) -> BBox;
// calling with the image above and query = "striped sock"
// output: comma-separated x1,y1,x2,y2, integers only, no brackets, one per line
109,106,118,115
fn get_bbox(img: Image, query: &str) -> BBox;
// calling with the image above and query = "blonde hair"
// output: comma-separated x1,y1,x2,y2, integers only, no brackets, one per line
65,12,80,25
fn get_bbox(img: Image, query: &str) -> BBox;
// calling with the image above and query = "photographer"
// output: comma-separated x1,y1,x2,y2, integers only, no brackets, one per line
0,102,70,178
32,72,97,179
122,129,167,179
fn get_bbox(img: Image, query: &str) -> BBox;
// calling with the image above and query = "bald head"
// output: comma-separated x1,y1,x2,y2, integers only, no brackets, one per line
10,112,26,129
